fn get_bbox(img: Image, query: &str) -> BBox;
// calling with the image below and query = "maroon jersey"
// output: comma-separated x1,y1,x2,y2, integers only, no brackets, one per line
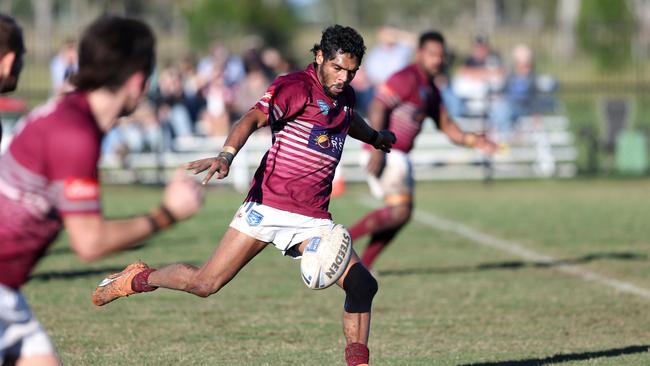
374,64,441,153
0,92,102,289
247,63,355,219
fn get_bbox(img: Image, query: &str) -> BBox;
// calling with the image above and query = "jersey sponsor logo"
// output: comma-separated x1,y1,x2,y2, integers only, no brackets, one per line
307,126,345,158
317,99,330,115
64,178,100,201
246,209,264,226
305,237,321,253
314,134,331,149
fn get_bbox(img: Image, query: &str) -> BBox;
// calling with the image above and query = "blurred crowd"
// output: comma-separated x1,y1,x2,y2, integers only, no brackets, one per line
49,27,558,156
352,26,559,140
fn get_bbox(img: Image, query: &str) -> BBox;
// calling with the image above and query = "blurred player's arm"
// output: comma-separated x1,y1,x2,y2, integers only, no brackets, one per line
187,107,268,184
437,107,497,153
348,110,395,152
64,169,203,261
360,97,394,176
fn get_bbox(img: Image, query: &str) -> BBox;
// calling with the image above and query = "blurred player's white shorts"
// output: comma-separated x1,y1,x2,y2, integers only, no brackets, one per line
0,284,55,362
360,149,414,199
230,202,334,258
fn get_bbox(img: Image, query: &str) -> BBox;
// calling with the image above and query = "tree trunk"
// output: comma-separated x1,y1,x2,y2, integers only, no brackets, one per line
31,0,53,62
476,0,498,35
0,1,12,14
556,0,581,61
631,0,650,58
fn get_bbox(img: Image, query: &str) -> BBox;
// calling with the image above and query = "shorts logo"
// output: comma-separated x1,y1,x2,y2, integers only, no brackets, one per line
246,210,264,226
306,237,321,253
317,99,330,115
64,178,100,201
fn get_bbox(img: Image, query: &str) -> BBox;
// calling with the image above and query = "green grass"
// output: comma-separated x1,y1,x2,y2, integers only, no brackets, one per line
23,180,650,365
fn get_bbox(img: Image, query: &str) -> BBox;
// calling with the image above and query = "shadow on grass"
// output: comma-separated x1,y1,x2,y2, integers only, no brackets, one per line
30,266,132,281
46,243,146,256
378,252,647,277
30,261,199,281
457,344,649,366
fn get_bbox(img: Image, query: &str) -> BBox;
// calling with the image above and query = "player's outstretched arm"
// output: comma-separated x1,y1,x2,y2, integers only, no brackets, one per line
64,168,203,261
187,108,268,185
348,110,396,177
348,111,396,153
438,107,498,153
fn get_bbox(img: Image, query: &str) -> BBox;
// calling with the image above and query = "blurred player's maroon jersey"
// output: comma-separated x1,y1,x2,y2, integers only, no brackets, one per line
0,92,102,289
248,63,355,219
374,64,441,153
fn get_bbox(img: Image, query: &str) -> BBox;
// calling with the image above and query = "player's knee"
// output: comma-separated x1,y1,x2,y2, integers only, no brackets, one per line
187,275,224,298
188,282,219,298
343,263,378,313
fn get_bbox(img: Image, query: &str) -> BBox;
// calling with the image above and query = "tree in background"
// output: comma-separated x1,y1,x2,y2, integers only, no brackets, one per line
184,0,298,54
577,0,635,71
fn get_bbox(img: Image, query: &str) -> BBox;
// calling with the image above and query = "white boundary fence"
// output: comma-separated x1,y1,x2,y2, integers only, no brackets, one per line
98,115,577,191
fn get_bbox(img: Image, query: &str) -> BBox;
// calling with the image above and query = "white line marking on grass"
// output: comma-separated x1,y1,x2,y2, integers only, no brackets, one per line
358,198,650,300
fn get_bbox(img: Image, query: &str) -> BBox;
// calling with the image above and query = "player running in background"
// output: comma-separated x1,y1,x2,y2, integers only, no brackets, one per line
349,31,498,270
0,13,25,145
0,16,203,366
93,25,395,366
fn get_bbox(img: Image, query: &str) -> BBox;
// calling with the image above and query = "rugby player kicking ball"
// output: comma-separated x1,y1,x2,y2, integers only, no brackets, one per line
93,25,395,366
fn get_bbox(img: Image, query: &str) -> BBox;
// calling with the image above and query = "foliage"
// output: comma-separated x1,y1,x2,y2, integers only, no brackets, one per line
577,0,636,71
183,0,299,52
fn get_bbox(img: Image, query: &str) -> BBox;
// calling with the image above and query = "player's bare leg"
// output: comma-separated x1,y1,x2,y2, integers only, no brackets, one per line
147,228,266,296
93,228,266,304
350,194,412,269
13,354,60,366
296,241,376,366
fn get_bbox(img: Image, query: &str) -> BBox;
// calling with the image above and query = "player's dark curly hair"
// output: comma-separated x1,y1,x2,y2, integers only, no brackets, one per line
311,25,366,63
419,31,445,48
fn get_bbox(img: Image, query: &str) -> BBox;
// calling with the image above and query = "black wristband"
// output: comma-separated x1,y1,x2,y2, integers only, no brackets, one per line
147,214,160,233
370,130,380,145
217,151,235,166
148,204,177,234
159,204,177,224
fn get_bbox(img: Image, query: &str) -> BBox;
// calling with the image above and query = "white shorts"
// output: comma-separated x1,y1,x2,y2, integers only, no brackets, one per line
230,202,335,258
360,150,414,199
0,284,55,363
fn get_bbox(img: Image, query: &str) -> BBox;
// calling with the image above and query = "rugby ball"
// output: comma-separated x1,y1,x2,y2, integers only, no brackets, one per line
300,224,352,290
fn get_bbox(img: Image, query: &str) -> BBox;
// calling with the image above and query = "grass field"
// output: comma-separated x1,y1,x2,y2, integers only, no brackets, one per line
23,179,650,365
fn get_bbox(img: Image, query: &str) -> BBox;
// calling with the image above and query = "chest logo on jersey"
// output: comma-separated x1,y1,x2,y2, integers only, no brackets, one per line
317,99,331,116
308,127,345,158
64,178,99,201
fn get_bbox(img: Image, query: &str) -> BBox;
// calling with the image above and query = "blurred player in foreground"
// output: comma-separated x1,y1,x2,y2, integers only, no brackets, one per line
0,13,25,145
0,16,203,366
349,31,498,269
93,25,395,366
